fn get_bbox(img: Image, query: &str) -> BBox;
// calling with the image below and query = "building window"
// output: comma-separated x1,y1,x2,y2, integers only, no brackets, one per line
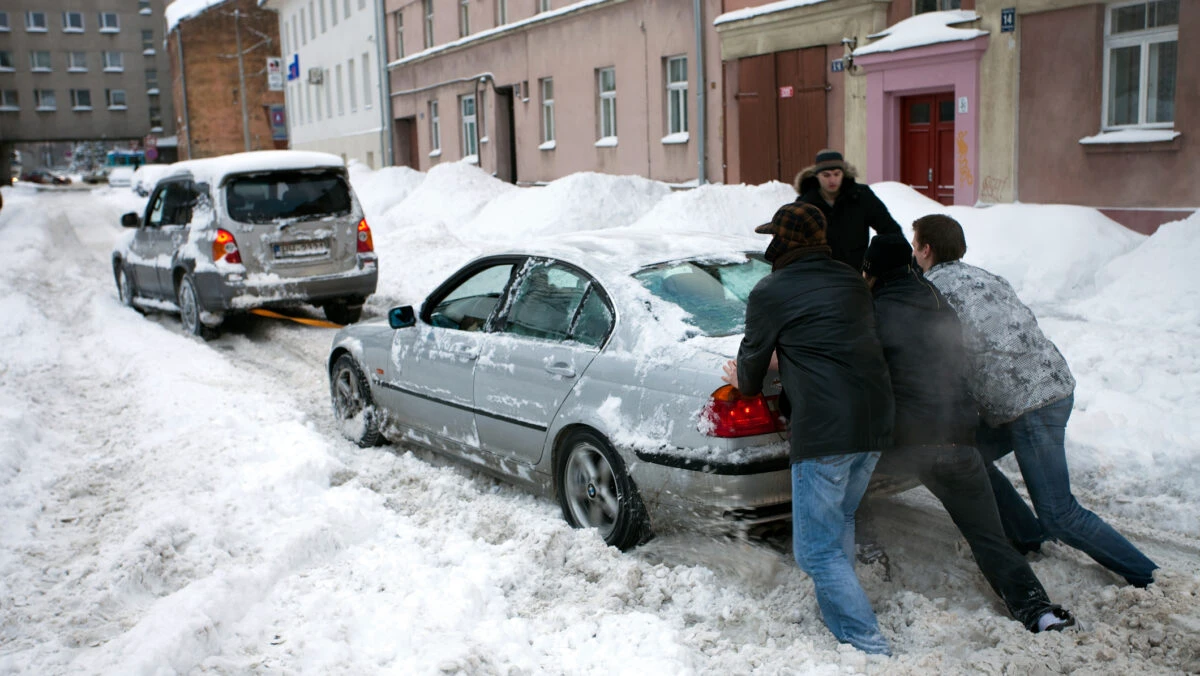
99,12,119,32
31,51,52,72
424,0,434,48
429,99,441,153
309,1,316,39
1104,0,1178,128
915,0,960,12
362,52,372,108
104,51,123,72
35,89,56,111
319,0,326,33
146,68,158,87
304,82,312,124
0,51,12,71
359,0,366,10
458,0,470,37
0,12,9,32
300,9,307,45
345,0,351,20
70,89,92,110
538,0,551,12
540,77,555,144
150,104,163,129
63,12,84,32
460,95,478,159
336,64,345,115
323,69,332,118
106,89,127,109
394,11,404,58
69,51,87,72
597,67,617,139
143,30,156,54
348,58,358,112
497,0,508,25
666,55,688,135
27,12,48,32
139,1,152,16
330,0,339,27
0,90,17,111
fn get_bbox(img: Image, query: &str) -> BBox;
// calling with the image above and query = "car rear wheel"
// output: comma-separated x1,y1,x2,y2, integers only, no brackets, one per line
115,264,141,312
556,429,650,550
330,354,382,447
177,275,219,340
324,299,364,325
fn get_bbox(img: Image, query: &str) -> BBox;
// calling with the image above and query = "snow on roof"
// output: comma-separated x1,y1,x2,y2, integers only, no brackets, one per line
713,0,830,26
162,150,346,186
166,0,231,33
854,10,986,56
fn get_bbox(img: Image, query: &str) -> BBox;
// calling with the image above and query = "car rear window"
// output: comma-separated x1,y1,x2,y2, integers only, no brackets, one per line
633,255,770,337
225,170,352,223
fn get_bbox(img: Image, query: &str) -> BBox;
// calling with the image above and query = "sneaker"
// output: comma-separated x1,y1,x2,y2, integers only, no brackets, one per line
1036,608,1076,633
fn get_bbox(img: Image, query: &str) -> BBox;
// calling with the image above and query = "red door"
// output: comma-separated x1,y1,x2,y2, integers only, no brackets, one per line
901,93,955,205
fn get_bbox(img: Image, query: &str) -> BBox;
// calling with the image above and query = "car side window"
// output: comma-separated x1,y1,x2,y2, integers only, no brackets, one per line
146,181,200,227
569,288,613,347
429,263,515,332
502,261,590,342
145,188,168,228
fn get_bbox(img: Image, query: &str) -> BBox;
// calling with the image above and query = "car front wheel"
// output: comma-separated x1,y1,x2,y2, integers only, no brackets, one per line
330,354,383,447
556,429,650,550
177,274,219,340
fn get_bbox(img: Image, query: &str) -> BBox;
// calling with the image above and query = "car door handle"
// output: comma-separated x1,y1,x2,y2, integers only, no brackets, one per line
544,362,576,378
453,344,479,360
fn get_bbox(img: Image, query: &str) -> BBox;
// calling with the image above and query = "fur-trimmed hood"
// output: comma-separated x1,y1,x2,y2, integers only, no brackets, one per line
793,161,861,196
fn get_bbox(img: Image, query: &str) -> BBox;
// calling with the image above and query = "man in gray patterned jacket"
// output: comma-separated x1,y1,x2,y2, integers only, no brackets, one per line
910,214,1158,588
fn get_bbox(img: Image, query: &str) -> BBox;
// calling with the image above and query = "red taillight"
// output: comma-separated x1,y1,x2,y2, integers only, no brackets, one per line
703,384,782,438
213,229,241,264
356,218,374,253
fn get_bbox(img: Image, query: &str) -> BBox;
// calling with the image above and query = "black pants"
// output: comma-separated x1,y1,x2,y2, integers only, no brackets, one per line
885,445,1060,631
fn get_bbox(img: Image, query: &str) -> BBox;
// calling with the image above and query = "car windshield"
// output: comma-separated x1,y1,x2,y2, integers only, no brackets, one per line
632,254,770,337
225,170,352,223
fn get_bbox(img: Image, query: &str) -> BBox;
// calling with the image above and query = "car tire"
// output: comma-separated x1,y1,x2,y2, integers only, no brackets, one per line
177,274,219,340
556,429,651,551
115,264,142,312
330,354,383,447
324,300,363,325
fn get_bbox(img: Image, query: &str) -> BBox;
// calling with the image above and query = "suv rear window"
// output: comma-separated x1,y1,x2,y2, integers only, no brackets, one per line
225,170,352,223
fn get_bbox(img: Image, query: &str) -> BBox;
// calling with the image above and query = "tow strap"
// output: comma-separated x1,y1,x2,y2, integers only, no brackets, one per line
249,308,343,329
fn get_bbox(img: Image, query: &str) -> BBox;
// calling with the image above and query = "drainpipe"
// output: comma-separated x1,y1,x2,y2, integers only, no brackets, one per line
373,0,394,165
175,25,193,158
693,0,707,185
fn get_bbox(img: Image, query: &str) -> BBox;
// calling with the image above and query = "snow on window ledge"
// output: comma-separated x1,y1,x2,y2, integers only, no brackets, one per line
661,132,689,145
479,136,489,144
143,49,157,56
538,140,556,151
1079,129,1180,145
594,136,618,148
462,154,479,165
428,148,442,158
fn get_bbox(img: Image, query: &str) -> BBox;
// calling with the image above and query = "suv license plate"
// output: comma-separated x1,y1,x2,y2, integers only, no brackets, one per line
274,239,330,258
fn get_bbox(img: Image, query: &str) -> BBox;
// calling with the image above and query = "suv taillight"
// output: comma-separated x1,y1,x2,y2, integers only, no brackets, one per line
213,228,241,264
356,218,374,253
703,384,782,438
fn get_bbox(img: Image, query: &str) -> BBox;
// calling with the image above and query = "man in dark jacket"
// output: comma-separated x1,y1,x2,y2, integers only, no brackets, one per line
793,149,901,271
863,233,1075,633
723,202,894,655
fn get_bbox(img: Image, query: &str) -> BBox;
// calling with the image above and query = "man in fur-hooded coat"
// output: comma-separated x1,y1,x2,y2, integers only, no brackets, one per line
793,149,901,271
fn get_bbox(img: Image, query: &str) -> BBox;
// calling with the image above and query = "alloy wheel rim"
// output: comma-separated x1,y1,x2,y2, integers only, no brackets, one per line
333,366,362,419
564,441,619,538
119,270,133,305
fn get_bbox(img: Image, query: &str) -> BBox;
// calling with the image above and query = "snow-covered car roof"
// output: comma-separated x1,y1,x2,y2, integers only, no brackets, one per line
159,150,347,187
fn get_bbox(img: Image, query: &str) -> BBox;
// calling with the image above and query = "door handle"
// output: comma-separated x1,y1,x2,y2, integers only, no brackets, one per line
544,362,576,378
928,168,933,183
453,344,479,360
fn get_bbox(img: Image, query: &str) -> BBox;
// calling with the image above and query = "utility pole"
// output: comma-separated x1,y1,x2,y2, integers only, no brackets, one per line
234,9,251,151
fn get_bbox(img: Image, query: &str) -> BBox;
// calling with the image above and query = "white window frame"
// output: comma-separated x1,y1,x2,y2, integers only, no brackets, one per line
145,68,159,88
71,88,92,110
458,0,470,37
27,11,48,32
395,11,404,59
330,0,339,27
336,64,345,115
540,77,555,145
300,9,307,45
538,0,551,13
63,11,84,33
345,0,352,20
1102,0,1178,130
348,58,358,113
309,1,316,39
597,67,617,141
325,69,333,118
362,52,372,108
143,30,157,56
497,0,508,25
68,51,88,72
461,94,478,159
106,89,127,110
0,12,9,32
319,0,326,33
104,51,124,72
665,55,689,136
424,0,434,49
99,12,119,33
0,90,18,110
31,51,52,72
35,89,56,111
0,51,13,72
429,99,441,154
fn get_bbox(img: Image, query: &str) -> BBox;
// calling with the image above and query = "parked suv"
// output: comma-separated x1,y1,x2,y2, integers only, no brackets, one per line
111,150,379,339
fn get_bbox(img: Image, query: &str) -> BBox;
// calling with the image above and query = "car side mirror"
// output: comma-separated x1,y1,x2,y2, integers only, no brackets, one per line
388,305,416,329
120,212,140,227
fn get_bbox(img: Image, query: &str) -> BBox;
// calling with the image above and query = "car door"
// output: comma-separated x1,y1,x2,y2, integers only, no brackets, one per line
132,180,196,298
376,259,519,452
473,259,612,466
128,186,172,298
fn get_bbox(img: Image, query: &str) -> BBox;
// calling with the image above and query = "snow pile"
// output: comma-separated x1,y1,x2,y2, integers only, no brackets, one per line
628,180,796,236
347,162,425,223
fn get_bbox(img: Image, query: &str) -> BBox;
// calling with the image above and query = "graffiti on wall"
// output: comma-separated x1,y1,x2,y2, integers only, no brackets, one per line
955,132,975,187
980,175,1009,203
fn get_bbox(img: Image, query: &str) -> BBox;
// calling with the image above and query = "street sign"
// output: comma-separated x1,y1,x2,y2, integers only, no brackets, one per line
286,54,299,81
831,59,845,73
146,148,158,161
1001,8,1016,32
267,57,284,91
144,135,157,149
779,86,794,99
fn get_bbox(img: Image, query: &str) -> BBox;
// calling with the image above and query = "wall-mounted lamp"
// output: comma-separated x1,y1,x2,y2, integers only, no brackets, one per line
841,37,858,72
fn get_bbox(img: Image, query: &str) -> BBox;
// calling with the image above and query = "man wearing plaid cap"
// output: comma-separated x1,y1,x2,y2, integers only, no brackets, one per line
723,202,895,655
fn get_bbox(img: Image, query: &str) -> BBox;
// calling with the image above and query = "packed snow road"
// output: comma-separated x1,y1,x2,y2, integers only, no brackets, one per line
2,188,1198,674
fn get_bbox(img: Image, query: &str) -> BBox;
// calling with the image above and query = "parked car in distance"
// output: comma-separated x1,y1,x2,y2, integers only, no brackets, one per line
111,150,379,339
82,168,110,184
327,232,909,549
107,166,135,188
132,164,172,196
20,168,72,185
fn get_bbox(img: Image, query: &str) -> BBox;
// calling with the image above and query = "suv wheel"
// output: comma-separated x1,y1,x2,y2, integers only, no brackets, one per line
178,275,219,340
324,299,363,325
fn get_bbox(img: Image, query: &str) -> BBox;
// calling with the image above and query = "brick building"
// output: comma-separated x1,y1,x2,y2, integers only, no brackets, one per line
166,0,285,159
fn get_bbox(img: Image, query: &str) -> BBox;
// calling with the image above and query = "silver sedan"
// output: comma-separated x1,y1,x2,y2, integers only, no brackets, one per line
327,232,795,549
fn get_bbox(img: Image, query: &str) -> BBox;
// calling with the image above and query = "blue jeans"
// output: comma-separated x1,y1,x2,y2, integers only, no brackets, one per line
792,452,889,655
979,395,1158,587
